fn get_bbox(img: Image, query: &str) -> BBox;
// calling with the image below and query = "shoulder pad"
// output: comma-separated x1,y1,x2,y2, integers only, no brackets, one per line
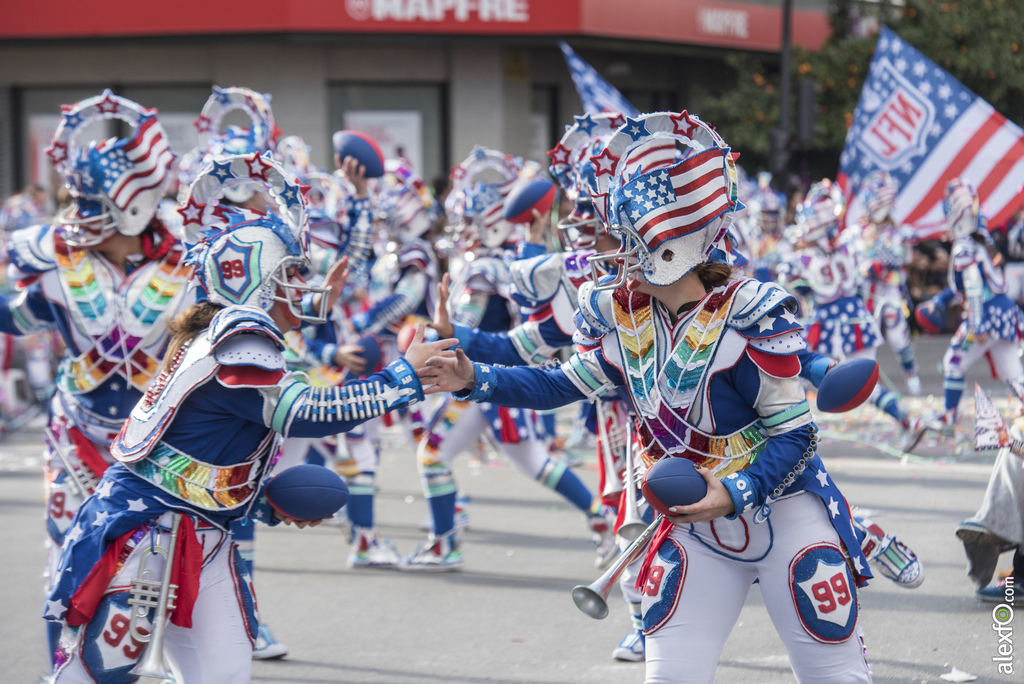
464,256,507,292
572,280,617,344
951,240,979,269
208,306,286,349
398,239,434,271
6,224,57,276
510,253,563,306
214,334,287,370
728,279,802,339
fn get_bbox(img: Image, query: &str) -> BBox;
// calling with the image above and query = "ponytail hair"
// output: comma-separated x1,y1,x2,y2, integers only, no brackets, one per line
162,301,223,370
695,262,733,290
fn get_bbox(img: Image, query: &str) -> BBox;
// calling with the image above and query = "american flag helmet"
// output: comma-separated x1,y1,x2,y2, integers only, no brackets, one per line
588,111,741,290
47,90,176,247
859,170,899,225
447,147,524,250
180,153,331,324
795,179,846,246
548,112,623,249
943,178,981,240
376,158,438,242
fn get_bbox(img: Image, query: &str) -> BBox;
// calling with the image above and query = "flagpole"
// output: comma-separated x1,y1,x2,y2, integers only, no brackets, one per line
770,0,793,178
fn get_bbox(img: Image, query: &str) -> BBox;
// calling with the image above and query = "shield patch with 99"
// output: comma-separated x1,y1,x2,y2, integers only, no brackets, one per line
789,543,858,643
640,539,687,635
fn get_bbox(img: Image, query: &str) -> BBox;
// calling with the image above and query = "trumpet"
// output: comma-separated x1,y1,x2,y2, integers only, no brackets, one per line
571,514,663,619
593,400,623,500
128,512,183,681
45,426,98,500
616,424,647,543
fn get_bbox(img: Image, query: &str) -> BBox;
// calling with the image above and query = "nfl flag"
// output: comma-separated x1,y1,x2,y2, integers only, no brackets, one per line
839,26,1024,238
559,42,640,119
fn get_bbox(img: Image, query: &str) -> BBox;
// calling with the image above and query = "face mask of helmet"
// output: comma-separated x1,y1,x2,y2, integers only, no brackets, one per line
557,198,606,250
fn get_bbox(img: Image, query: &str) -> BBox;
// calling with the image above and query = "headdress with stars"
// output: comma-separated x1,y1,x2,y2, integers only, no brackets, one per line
588,111,743,290
48,90,176,246
180,153,333,323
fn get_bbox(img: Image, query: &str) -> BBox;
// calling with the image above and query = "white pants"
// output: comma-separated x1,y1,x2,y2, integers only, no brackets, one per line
419,402,548,479
54,523,254,684
1004,262,1024,304
643,493,872,684
944,336,1024,384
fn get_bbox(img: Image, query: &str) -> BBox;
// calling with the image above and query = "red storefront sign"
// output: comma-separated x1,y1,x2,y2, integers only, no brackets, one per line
2,0,828,50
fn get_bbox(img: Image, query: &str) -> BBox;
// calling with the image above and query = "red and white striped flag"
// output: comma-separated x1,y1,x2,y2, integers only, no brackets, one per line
617,146,730,250
98,114,174,209
839,27,1024,238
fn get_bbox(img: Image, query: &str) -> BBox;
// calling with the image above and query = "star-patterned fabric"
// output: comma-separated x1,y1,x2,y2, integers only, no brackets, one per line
839,26,1024,237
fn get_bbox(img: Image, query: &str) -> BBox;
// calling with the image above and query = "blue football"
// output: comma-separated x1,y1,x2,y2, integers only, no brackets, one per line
816,357,879,413
265,465,349,522
332,130,385,178
641,458,708,516
503,178,557,224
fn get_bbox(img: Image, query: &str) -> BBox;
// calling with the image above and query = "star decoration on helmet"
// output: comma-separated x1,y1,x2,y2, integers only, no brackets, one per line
298,183,313,199
670,110,700,138
547,142,572,167
450,165,467,182
95,92,120,115
607,113,627,128
211,160,236,183
622,117,651,141
245,152,273,181
589,147,620,177
573,113,598,135
194,115,213,134
280,182,302,208
213,86,234,106
178,197,206,227
45,142,69,166
61,109,83,129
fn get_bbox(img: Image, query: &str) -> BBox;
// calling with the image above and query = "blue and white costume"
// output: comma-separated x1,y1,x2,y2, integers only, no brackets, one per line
46,154,425,684
410,146,606,570
852,171,920,394
782,180,909,429
919,180,1024,434
0,92,190,661
435,113,873,683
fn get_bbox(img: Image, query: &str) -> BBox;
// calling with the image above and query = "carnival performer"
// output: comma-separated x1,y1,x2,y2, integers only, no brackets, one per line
906,179,1024,451
851,171,921,395
0,91,191,662
420,112,874,684
780,179,911,435
430,116,644,655
330,155,439,568
186,84,296,658
747,171,789,283
408,146,610,571
45,154,455,684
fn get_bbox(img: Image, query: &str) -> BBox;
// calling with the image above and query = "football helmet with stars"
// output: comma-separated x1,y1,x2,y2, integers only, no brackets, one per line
943,178,982,240
588,111,742,290
795,179,846,247
376,159,438,242
182,153,332,324
446,146,525,250
548,112,622,249
859,170,899,225
49,90,175,247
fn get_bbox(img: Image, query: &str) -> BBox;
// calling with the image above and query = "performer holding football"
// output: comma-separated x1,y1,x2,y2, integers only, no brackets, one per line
44,154,455,684
420,112,873,683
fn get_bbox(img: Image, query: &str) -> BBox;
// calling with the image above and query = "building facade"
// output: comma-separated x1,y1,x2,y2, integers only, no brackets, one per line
0,0,830,197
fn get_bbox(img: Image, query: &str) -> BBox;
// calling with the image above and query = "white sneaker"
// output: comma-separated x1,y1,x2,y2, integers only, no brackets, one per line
253,623,288,660
347,528,401,569
905,374,922,396
611,630,645,662
400,535,463,572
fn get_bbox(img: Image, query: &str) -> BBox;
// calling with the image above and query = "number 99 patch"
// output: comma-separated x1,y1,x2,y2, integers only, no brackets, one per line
210,237,262,304
640,539,687,635
789,543,858,643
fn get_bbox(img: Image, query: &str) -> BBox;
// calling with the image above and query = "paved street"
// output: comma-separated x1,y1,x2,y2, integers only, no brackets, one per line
0,335,1020,683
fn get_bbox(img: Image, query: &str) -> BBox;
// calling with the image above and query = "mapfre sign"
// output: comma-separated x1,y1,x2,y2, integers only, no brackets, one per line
345,0,529,23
